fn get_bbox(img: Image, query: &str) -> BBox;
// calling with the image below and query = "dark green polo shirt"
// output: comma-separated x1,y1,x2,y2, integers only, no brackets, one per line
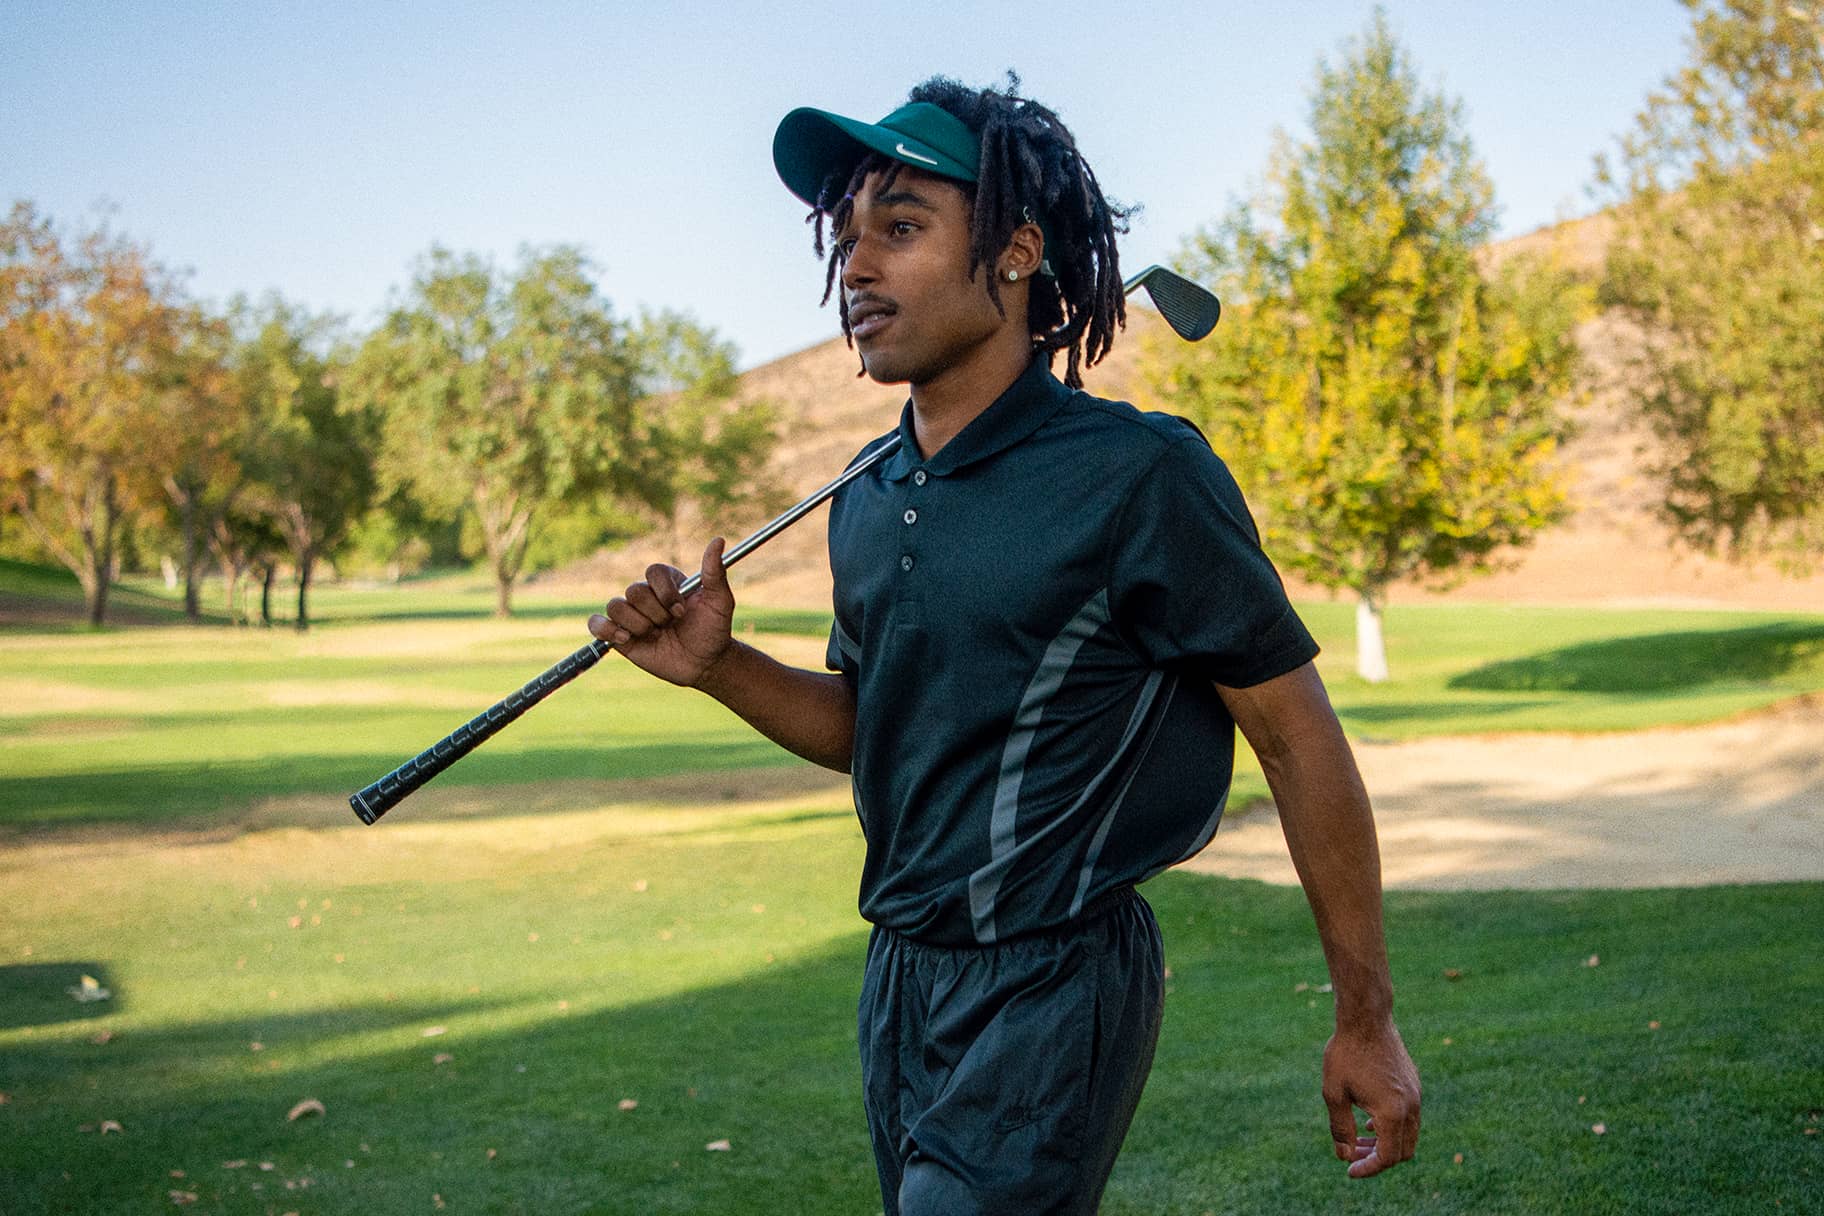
826,356,1318,946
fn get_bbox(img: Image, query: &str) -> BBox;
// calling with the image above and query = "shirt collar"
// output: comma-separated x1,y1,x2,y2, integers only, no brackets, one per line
879,356,1071,481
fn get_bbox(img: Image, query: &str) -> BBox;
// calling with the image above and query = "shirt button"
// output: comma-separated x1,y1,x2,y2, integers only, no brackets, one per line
903,509,918,525
913,470,928,486
900,555,914,572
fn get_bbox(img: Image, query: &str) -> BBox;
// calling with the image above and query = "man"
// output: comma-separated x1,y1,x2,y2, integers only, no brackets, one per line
591,75,1419,1213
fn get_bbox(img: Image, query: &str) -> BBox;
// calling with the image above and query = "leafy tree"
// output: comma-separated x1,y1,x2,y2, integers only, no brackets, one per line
628,311,784,565
1156,11,1587,681
0,202,190,626
351,247,754,616
1597,0,1824,570
230,299,376,630
139,306,244,620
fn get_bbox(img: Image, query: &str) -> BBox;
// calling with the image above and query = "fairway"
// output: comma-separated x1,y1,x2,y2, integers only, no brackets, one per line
3,588,1823,1212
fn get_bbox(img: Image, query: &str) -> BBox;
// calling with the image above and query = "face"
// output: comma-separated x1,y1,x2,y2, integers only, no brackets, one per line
833,166,1016,387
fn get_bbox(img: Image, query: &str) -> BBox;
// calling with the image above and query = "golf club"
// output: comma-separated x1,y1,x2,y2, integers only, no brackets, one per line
349,266,1221,824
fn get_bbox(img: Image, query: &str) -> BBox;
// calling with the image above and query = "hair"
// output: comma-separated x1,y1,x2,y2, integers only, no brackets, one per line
805,72,1138,389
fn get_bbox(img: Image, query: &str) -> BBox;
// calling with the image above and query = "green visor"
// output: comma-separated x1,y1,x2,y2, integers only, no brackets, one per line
772,101,980,208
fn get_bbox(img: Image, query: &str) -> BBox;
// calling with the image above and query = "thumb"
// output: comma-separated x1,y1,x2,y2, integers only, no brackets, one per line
697,537,731,601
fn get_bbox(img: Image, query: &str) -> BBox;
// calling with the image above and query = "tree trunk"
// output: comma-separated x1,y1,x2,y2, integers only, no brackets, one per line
1355,588,1390,683
260,566,275,626
294,553,314,631
495,569,513,618
180,497,202,621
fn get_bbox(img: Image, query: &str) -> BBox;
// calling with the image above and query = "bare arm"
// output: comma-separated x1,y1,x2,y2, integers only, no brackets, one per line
1217,661,1421,1178
588,538,856,772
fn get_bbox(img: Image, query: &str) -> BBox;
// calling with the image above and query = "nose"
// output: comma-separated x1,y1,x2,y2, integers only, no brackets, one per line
840,235,877,292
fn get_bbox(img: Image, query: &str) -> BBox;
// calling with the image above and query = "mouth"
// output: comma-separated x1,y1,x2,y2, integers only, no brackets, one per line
847,297,896,341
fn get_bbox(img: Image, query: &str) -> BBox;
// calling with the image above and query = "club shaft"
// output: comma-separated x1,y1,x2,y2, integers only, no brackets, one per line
349,435,901,823
349,268,1217,824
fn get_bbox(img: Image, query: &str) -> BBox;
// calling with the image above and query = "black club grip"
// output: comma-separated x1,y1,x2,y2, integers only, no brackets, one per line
349,639,611,824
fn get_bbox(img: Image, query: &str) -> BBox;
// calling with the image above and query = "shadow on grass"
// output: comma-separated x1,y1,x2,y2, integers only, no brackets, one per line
0,962,123,1029
6,878,1823,1213
0,740,802,831
1450,621,1824,694
0,934,878,1214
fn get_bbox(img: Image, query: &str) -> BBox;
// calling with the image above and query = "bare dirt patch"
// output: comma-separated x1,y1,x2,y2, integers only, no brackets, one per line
1181,698,1824,890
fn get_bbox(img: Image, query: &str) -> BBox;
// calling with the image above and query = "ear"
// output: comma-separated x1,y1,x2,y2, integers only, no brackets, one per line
997,220,1046,281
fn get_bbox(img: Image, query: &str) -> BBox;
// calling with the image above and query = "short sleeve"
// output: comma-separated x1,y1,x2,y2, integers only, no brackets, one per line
1107,432,1319,687
825,611,862,688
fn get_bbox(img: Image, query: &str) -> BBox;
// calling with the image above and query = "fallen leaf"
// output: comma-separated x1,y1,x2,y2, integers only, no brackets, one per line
486,1148,497,1160
1443,968,1464,981
286,1098,325,1122
1591,1123,1607,1135
1584,954,1600,968
1441,1037,1454,1046
557,1000,569,1012
68,975,111,1002
434,1194,445,1210
751,903,765,914
526,932,539,943
91,1030,113,1045
1293,982,1309,993
1578,1095,1587,1105
250,1042,263,1052
1163,967,1174,980
333,954,345,964
345,1159,355,1167
1648,1020,1661,1030
222,1160,247,1169
617,1099,638,1111
0,1092,10,1104
170,1169,186,1178
705,1139,732,1152
433,1053,453,1065
1452,1152,1463,1164
288,916,302,929
632,879,648,893
1315,982,1333,994
99,1120,123,1135
422,1026,446,1038
259,1162,275,1171
168,1191,198,1205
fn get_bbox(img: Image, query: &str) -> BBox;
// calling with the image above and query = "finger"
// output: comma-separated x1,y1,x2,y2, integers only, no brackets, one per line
1324,1091,1357,1162
587,612,614,642
645,564,687,618
1348,1148,1392,1179
624,581,674,629
1374,1105,1419,1165
604,599,655,639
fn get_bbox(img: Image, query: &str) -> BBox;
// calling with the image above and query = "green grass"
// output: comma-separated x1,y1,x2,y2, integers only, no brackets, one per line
3,565,1822,1209
1,807,1818,1214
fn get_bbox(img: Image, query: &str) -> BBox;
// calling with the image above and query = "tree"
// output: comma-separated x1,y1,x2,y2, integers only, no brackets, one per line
0,202,189,626
140,306,243,621
351,247,753,616
1156,11,1587,681
230,299,376,630
628,311,785,565
1597,0,1824,570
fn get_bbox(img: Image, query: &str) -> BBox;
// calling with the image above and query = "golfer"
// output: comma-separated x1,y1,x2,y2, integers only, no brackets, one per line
592,74,1419,1214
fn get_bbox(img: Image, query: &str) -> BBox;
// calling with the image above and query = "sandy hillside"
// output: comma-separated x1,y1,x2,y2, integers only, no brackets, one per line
548,214,1824,614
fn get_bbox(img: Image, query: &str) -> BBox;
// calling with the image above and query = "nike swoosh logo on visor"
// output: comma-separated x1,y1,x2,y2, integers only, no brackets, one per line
895,142,939,166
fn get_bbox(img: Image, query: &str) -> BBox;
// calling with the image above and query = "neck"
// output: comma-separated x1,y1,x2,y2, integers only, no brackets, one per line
906,328,1034,458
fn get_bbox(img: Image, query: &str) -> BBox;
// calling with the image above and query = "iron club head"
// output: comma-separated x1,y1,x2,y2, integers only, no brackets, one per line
1122,265,1221,341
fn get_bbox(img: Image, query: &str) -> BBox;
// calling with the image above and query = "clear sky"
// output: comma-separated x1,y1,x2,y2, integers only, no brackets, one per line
3,1,1691,370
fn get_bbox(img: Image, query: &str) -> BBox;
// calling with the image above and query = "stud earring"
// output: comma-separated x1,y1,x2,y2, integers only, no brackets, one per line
1005,269,1019,282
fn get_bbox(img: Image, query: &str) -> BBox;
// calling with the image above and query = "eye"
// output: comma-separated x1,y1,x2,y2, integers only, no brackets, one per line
889,220,917,237
836,236,856,261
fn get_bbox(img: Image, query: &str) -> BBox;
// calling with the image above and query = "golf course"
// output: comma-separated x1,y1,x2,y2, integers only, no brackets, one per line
3,562,1820,1214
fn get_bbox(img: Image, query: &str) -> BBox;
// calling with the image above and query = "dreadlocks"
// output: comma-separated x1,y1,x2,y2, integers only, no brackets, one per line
805,73,1138,389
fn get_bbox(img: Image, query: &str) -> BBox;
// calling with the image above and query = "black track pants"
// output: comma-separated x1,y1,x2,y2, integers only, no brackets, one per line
858,889,1166,1215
